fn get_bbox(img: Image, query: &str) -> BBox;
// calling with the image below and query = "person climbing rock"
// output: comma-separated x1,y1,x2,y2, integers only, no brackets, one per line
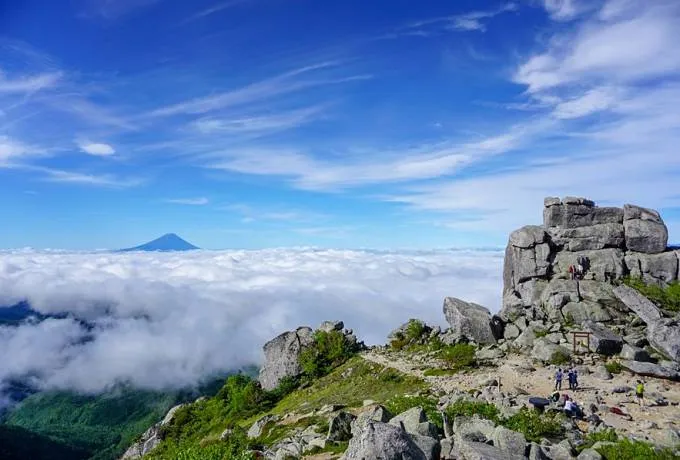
568,264,575,280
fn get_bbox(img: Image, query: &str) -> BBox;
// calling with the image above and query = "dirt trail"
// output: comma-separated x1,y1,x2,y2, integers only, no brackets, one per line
360,348,680,445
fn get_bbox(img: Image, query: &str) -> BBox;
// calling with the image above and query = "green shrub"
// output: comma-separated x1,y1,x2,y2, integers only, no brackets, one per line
501,407,563,443
579,428,618,451
550,349,571,366
596,438,678,460
535,329,549,338
385,395,442,429
390,320,429,350
439,343,477,371
299,330,359,379
623,277,680,312
445,399,500,424
605,361,623,374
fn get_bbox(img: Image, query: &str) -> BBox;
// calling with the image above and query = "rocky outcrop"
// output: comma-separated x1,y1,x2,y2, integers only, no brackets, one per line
623,204,668,254
443,297,497,345
613,285,662,324
120,404,184,459
259,327,315,391
583,322,623,356
342,420,427,460
259,321,362,390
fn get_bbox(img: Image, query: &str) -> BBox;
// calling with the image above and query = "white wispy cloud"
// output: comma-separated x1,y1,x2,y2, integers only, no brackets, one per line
541,0,588,21
37,167,143,188
0,70,62,94
191,105,324,136
0,136,41,164
184,0,246,22
77,140,116,156
396,3,518,36
165,197,209,205
208,119,546,190
145,62,370,118
80,0,162,19
0,249,502,394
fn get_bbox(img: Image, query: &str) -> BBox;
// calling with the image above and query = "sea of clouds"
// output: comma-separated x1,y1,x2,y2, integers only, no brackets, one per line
0,248,502,397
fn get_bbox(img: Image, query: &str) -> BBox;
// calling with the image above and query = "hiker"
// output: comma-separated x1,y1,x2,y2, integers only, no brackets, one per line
576,262,583,280
555,368,563,391
564,396,582,418
568,264,575,280
572,368,579,390
567,368,574,390
636,380,645,407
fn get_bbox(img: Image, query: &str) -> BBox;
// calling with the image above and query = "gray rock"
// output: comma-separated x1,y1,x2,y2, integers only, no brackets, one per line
389,407,438,438
578,281,626,311
409,433,441,460
440,438,461,460
623,332,647,348
477,346,505,361
613,285,662,324
120,404,185,459
548,223,624,251
553,249,626,282
540,279,580,319
248,414,280,439
514,327,537,351
545,197,562,207
453,415,496,442
577,448,602,460
562,301,612,324
528,442,551,460
500,292,526,323
592,365,613,380
583,322,623,356
504,323,521,340
620,344,653,362
319,320,344,333
492,426,526,455
504,226,551,292
443,297,496,345
458,439,525,460
328,411,356,442
623,204,668,254
648,318,680,363
259,327,314,390
341,421,427,460
660,427,680,447
544,201,622,229
353,404,393,433
548,440,575,460
532,338,571,363
625,251,679,285
619,360,680,380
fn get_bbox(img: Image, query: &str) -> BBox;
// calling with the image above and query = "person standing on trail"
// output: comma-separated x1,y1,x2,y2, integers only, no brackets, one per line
636,380,645,407
573,368,579,390
555,368,563,391
568,264,575,280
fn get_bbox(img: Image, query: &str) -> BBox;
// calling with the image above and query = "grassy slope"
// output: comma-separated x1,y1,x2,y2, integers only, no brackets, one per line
146,356,428,459
4,389,179,460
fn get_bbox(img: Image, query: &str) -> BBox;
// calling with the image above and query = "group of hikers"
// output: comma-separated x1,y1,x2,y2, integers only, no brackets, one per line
567,256,589,280
550,366,647,420
554,367,579,391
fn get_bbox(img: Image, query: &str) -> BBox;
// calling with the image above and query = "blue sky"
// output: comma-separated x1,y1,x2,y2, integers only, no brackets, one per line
1,0,679,250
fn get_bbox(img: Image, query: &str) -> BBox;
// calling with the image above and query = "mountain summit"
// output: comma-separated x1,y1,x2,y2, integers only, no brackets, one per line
121,233,199,252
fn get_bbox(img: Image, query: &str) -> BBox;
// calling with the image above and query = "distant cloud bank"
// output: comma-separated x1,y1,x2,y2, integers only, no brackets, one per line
0,248,502,395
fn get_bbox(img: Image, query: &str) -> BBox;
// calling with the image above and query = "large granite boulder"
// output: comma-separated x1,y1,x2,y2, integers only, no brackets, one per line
625,251,679,285
443,297,496,345
648,318,680,363
620,360,680,380
342,421,427,460
259,327,314,390
561,300,612,324
327,411,356,442
389,407,438,438
623,204,668,254
540,279,579,320
531,338,571,363
548,223,624,251
583,322,623,356
612,285,662,324
503,226,551,292
544,198,623,229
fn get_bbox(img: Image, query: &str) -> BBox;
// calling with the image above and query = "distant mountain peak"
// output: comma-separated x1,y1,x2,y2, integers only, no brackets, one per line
121,234,199,252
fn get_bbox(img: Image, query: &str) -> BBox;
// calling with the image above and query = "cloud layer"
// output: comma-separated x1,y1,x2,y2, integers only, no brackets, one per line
0,248,502,395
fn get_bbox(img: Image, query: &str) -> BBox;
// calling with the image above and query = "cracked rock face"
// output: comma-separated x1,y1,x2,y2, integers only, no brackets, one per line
258,327,314,391
500,197,675,329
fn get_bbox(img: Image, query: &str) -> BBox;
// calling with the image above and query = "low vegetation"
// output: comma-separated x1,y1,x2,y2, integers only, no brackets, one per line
501,407,564,443
549,349,571,366
579,428,618,451
389,319,430,351
299,330,360,379
623,277,680,312
439,343,477,371
605,361,623,374
596,438,678,460
444,399,500,424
